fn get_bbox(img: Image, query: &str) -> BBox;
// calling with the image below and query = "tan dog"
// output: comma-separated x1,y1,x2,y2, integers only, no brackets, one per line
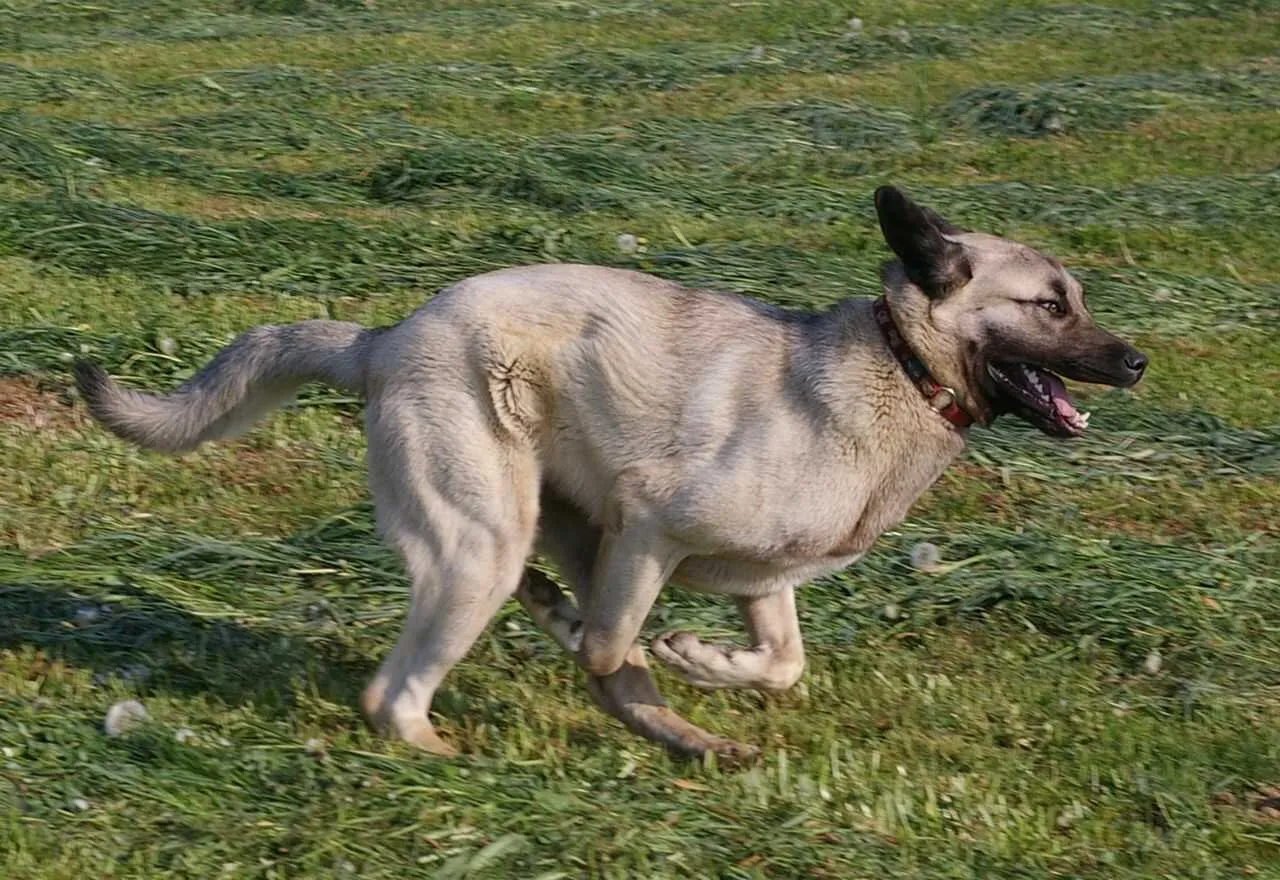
75,186,1147,759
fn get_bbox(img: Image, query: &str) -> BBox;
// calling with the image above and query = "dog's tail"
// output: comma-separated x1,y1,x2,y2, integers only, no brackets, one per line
75,320,377,454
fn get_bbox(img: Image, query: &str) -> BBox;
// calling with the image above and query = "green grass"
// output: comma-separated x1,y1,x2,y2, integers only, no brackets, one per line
1,0,1278,877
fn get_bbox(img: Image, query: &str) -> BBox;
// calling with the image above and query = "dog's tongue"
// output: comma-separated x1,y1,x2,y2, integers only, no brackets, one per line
1042,370,1080,420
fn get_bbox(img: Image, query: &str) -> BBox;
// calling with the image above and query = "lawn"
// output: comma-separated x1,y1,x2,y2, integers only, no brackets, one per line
1,0,1278,877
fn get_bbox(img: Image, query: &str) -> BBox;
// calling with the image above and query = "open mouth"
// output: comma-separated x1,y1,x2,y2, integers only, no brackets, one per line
987,362,1089,438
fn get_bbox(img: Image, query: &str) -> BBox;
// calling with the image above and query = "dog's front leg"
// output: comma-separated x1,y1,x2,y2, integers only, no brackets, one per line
523,523,757,762
517,566,757,762
576,525,681,677
651,587,806,692
578,527,756,761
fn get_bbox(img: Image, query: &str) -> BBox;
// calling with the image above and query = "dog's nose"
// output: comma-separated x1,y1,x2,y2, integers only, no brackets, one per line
1124,352,1148,375
1122,350,1148,385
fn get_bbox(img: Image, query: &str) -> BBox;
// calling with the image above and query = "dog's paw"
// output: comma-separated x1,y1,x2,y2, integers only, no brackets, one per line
397,722,461,757
652,630,718,686
706,737,761,768
652,630,701,660
621,703,759,767
652,630,741,689
652,631,803,692
361,685,460,758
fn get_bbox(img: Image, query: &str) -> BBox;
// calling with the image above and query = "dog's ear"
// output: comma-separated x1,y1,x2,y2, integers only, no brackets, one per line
874,186,971,297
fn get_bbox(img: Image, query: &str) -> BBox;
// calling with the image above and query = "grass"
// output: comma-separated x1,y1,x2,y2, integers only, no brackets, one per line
1,0,1278,877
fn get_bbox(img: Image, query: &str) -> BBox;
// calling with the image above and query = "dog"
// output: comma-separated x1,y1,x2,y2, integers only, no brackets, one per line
74,186,1147,760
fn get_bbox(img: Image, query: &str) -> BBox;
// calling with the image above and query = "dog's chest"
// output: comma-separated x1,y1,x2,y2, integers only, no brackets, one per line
800,453,953,560
673,552,864,597
671,448,953,597
670,425,960,567
831,434,961,555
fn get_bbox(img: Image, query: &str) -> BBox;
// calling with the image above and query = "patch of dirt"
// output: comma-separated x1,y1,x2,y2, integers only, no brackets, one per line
0,376,80,431
1254,786,1280,822
204,445,324,494
1209,786,1280,824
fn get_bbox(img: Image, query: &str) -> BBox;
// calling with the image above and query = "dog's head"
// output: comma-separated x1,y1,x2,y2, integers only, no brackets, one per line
874,185,1147,438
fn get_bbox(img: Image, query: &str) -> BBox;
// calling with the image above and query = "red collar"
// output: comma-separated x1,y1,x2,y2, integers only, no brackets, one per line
872,297,974,430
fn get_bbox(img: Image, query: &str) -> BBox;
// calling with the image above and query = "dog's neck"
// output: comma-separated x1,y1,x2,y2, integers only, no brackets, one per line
881,265,994,427
872,297,972,429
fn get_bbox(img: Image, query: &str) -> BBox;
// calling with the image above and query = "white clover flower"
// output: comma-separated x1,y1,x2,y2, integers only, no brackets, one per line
909,542,942,572
74,606,101,626
103,700,148,737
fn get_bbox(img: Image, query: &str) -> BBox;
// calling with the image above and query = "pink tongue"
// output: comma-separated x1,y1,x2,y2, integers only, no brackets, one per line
1042,371,1079,419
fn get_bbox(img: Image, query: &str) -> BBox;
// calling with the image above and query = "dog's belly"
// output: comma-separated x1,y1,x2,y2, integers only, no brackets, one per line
671,552,862,598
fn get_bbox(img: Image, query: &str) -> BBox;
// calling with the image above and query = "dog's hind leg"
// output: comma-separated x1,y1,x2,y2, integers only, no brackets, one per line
360,394,539,756
651,588,805,692
518,496,757,762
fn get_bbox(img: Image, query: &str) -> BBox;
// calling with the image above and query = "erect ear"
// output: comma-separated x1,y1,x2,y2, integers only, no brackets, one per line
874,185,971,298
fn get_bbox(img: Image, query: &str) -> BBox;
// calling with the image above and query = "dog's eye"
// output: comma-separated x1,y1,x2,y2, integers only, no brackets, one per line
1037,300,1065,315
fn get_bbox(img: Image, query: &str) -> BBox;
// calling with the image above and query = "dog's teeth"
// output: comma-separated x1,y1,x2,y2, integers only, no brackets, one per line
1021,365,1045,395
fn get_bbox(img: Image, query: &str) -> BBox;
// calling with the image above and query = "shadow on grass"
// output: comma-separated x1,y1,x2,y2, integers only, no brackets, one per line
0,580,375,718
